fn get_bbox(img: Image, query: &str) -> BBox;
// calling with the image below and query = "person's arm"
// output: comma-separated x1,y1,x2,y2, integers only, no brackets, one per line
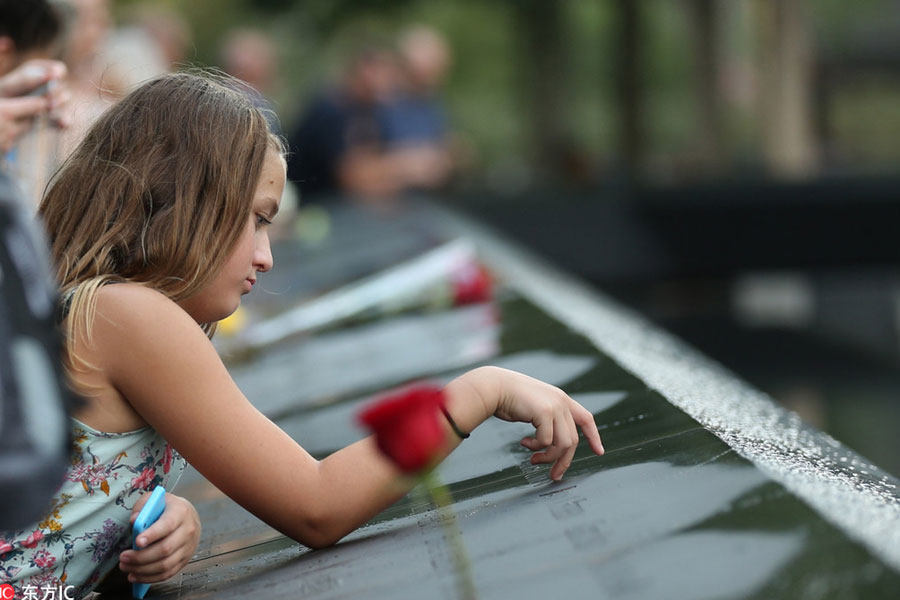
312,366,603,544
337,147,406,199
338,145,453,199
92,284,602,549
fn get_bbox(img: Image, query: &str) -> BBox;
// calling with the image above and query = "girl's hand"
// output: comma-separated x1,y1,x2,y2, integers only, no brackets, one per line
118,492,201,584
469,367,605,481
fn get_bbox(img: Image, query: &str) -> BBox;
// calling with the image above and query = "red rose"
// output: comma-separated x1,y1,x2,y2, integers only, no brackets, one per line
358,385,447,474
451,261,492,306
0,540,13,556
22,529,44,549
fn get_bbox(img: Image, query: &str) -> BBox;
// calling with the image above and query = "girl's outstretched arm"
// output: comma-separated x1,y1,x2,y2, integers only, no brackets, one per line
91,284,602,549
314,367,604,545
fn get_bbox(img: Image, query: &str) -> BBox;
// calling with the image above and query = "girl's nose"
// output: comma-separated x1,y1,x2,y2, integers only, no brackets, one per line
254,234,274,273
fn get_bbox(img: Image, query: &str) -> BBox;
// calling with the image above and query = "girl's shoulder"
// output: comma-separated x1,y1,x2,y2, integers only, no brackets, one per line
86,283,224,410
69,284,208,432
94,283,195,329
89,283,210,364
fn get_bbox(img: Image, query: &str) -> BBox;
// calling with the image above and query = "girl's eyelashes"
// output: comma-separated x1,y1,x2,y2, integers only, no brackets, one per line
256,214,274,229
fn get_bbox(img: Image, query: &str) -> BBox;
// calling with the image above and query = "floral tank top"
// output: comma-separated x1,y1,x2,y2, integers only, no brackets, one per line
0,419,186,597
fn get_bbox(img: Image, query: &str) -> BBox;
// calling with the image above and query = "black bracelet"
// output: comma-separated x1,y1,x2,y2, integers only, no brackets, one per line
441,405,470,440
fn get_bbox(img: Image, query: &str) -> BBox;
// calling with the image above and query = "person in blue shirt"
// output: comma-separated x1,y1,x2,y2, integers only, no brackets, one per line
287,34,455,203
383,25,452,148
286,45,397,199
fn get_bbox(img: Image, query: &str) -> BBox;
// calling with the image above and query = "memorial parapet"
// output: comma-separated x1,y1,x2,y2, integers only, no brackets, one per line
156,201,900,600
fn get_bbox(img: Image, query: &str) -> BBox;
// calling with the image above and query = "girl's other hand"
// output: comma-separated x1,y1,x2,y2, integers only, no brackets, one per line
468,367,605,481
118,492,201,584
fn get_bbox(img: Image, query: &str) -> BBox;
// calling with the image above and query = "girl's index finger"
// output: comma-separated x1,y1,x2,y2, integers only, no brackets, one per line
574,409,605,456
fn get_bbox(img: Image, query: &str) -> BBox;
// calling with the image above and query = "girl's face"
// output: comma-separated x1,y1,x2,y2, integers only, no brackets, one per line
178,148,285,324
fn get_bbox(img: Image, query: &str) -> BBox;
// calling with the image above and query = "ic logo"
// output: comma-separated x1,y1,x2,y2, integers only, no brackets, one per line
0,583,14,599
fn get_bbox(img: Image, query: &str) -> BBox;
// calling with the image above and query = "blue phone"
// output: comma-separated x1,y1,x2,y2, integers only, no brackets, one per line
132,486,166,599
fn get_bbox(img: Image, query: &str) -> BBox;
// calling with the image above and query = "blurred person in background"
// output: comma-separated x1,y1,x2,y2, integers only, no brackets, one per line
58,0,115,143
0,0,70,205
0,0,63,75
0,167,74,533
220,27,282,136
129,3,192,72
0,0,76,534
14,0,186,208
101,3,189,93
220,27,301,231
58,0,180,151
286,43,398,201
287,35,455,205
381,24,455,188
8,0,115,208
100,3,192,96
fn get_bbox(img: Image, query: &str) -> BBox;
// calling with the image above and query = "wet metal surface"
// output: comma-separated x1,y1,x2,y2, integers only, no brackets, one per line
150,203,899,599
448,204,900,573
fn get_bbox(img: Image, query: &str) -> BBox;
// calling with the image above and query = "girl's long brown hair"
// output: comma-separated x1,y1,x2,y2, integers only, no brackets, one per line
39,71,283,384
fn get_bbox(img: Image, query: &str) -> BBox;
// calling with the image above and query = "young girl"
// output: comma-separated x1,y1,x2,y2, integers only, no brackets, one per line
0,71,604,596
